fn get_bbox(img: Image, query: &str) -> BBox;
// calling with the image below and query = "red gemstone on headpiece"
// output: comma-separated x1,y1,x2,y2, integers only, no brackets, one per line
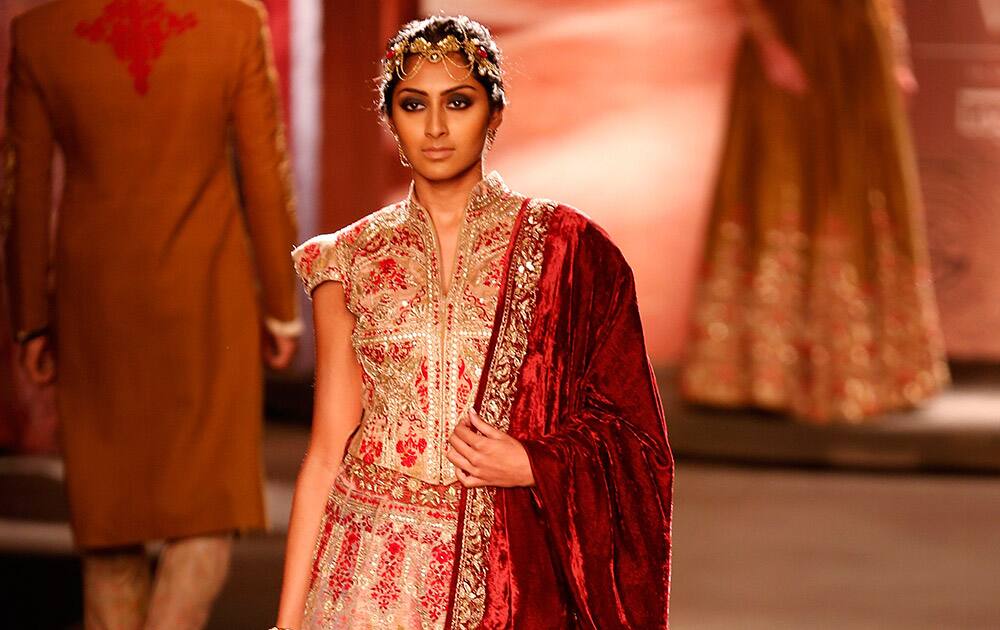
477,48,488,58
387,50,395,59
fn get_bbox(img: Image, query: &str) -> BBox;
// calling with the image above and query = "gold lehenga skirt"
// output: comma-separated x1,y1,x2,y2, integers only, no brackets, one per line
302,453,461,629
680,0,949,422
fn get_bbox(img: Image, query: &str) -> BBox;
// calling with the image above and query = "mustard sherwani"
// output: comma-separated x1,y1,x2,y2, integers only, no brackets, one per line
4,0,298,548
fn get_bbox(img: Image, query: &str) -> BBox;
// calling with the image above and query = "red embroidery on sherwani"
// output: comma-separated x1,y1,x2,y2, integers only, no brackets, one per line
396,435,428,467
75,0,197,95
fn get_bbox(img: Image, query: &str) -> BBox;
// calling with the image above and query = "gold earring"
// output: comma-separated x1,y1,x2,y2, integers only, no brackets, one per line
394,134,411,167
484,128,497,154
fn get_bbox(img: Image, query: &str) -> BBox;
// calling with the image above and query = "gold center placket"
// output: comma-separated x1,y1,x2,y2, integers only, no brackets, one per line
409,178,506,483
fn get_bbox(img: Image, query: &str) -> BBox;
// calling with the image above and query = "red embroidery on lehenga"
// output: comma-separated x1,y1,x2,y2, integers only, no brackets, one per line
327,514,366,601
371,525,408,611
420,539,455,621
75,0,197,95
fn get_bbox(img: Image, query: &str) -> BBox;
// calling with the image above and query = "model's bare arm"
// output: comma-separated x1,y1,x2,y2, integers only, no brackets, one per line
276,282,362,627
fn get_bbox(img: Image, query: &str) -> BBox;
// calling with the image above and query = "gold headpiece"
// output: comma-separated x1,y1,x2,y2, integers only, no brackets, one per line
383,34,502,84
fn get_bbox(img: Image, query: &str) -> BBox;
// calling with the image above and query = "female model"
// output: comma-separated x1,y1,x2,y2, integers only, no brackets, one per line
276,16,673,629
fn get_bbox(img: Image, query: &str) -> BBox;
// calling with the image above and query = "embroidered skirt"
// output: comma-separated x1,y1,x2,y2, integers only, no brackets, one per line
303,453,462,629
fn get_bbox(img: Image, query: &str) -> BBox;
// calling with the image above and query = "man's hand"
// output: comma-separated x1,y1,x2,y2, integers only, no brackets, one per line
263,329,299,370
20,336,55,385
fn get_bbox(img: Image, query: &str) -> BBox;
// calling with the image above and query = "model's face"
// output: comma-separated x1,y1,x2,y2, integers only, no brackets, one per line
389,54,501,181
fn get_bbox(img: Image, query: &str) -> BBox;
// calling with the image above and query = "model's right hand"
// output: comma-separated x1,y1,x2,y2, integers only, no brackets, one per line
20,336,55,385
758,37,809,95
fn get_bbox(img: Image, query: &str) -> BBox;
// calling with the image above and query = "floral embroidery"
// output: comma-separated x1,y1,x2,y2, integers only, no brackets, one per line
291,173,524,484
421,540,455,622
681,187,948,422
358,439,383,466
368,258,409,293
396,435,428,467
295,174,525,629
75,0,197,95
303,459,459,628
448,198,558,630
295,242,321,276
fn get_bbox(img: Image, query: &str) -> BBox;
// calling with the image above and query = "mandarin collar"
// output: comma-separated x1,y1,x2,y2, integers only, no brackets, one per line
406,171,509,218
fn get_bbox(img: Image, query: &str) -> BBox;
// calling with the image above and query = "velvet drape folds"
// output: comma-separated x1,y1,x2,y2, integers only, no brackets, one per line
448,203,674,629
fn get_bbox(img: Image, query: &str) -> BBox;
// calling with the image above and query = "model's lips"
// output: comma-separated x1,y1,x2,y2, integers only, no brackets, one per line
421,147,455,159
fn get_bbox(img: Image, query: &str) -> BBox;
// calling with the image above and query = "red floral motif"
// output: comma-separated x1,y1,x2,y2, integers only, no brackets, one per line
395,435,427,467
483,257,504,287
308,506,336,592
455,358,474,411
415,357,430,415
390,226,424,253
296,243,322,276
367,258,409,293
327,519,364,601
472,224,505,251
358,438,383,465
386,341,414,363
371,525,408,611
419,539,455,621
75,0,197,95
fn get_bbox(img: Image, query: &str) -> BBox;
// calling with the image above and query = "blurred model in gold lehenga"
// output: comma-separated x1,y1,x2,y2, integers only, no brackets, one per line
680,0,949,423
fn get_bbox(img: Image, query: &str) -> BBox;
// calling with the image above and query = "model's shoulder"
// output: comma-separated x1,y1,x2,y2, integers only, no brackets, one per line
538,201,628,266
299,202,406,253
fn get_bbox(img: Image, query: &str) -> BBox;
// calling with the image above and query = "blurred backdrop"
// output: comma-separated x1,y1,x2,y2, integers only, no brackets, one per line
1,1,999,628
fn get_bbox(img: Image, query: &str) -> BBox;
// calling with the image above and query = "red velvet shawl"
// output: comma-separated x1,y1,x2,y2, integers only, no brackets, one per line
444,200,674,629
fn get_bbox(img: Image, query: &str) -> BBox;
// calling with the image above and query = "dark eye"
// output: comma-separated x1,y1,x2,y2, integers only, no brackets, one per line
400,98,425,112
448,95,472,109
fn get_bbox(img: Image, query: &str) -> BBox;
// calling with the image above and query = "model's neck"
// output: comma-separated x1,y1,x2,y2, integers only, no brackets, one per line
411,162,486,219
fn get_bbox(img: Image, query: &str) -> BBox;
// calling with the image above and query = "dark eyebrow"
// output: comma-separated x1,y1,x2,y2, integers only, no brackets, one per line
397,84,478,97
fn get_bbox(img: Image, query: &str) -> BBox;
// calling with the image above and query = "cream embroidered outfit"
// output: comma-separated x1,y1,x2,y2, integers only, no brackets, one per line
292,173,524,628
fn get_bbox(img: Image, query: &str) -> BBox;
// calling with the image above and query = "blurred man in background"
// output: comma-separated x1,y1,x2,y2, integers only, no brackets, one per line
4,0,300,627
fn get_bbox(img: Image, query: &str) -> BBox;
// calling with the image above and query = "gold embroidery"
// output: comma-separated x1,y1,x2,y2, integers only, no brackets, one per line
681,190,948,422
293,172,525,485
340,452,462,510
447,198,557,630
295,174,533,629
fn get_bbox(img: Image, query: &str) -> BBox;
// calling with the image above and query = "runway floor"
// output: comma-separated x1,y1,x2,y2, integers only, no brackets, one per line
2,416,999,629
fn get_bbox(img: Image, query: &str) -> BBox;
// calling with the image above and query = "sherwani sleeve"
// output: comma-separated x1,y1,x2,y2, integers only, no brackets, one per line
519,250,674,629
4,16,55,339
231,3,299,325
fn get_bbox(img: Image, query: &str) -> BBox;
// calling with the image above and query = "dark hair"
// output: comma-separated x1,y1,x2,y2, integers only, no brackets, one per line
378,15,506,116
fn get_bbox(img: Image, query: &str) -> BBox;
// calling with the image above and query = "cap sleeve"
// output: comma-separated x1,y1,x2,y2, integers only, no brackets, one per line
291,232,350,298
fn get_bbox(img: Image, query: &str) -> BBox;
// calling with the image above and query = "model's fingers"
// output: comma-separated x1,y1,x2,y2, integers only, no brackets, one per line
469,411,504,439
447,446,477,475
448,434,479,464
455,466,486,488
453,420,484,448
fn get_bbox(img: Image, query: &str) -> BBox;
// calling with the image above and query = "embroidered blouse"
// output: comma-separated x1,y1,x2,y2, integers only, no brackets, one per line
292,172,525,485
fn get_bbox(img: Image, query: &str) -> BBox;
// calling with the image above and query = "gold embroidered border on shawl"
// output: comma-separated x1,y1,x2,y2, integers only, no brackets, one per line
447,198,557,629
